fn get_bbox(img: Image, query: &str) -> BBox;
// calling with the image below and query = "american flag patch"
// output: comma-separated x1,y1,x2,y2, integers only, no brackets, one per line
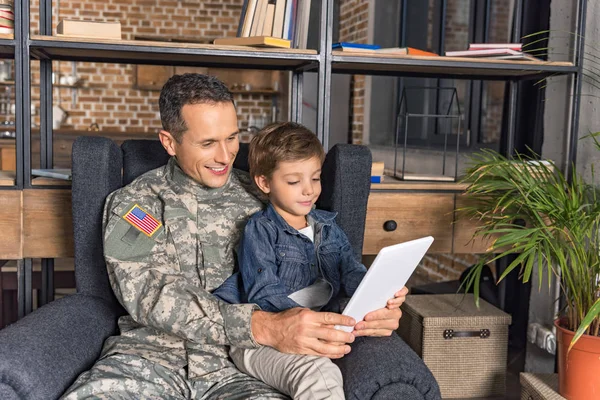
123,204,162,237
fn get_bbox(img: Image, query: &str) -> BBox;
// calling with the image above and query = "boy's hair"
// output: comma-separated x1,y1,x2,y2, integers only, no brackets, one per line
249,122,325,179
159,73,234,143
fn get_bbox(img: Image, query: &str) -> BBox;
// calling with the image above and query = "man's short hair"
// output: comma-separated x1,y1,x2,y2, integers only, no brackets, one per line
249,122,325,179
159,73,234,143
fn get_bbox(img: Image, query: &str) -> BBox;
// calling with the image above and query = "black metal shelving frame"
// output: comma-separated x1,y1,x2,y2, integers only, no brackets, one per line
5,0,587,320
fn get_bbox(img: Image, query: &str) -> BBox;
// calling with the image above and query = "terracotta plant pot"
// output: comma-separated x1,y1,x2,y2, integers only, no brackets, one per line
555,318,600,399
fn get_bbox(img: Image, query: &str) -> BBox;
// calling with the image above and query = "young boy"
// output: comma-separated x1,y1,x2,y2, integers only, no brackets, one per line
214,122,403,399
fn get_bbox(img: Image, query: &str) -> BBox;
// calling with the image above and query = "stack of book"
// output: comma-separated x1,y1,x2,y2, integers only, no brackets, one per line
371,162,385,183
0,0,14,35
445,43,539,61
214,0,310,49
333,42,438,57
56,19,122,40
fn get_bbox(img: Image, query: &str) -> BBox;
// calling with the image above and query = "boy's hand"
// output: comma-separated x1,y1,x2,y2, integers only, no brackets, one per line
386,286,409,309
353,286,409,337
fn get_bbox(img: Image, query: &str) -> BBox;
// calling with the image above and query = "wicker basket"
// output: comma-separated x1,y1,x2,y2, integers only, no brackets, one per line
520,373,565,400
398,294,511,398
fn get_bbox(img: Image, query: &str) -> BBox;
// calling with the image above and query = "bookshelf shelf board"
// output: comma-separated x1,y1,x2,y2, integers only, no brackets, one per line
0,80,83,89
0,171,15,186
230,89,279,95
371,175,469,192
30,35,318,70
331,51,576,79
31,176,72,186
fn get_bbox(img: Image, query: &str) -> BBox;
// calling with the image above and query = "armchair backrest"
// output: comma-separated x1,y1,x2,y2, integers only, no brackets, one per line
71,137,123,303
71,137,372,302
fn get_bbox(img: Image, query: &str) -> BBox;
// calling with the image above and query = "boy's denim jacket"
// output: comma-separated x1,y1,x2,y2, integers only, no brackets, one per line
214,203,367,312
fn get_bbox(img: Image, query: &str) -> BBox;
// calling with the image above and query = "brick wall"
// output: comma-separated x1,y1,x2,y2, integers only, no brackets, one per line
26,0,280,142
338,0,368,145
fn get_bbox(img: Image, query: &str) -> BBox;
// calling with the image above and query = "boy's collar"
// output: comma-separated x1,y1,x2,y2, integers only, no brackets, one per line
264,203,337,233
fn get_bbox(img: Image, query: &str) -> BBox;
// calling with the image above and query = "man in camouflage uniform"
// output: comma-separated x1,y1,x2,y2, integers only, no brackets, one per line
62,74,406,399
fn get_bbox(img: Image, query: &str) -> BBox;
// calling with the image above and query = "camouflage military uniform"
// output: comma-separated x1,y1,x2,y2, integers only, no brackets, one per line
62,158,289,399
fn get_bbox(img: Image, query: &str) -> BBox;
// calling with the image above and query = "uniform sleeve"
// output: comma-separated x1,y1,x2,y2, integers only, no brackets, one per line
336,225,367,297
239,219,302,312
102,192,259,349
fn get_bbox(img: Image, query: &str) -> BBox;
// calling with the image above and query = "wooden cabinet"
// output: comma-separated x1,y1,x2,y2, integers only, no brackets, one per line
364,192,455,254
135,65,280,93
0,189,73,259
363,181,493,255
0,130,158,172
0,138,15,170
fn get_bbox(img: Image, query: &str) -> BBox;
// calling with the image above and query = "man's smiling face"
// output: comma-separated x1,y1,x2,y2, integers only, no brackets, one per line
161,102,240,188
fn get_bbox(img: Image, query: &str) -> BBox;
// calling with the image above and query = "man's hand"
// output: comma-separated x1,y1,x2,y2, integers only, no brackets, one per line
251,308,356,359
353,286,408,337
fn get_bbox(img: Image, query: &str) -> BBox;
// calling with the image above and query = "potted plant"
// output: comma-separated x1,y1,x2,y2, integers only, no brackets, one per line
459,135,600,399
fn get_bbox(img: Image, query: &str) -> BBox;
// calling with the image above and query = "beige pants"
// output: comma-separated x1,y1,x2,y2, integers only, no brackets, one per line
230,346,345,400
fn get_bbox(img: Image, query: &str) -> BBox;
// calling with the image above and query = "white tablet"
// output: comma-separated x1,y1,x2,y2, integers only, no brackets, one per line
335,236,434,332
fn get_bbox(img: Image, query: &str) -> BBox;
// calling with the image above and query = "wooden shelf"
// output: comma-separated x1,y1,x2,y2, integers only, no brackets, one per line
331,51,576,80
230,89,278,95
0,173,69,187
0,80,84,89
0,171,17,186
0,170,15,186
32,177,71,186
371,175,469,192
30,35,318,70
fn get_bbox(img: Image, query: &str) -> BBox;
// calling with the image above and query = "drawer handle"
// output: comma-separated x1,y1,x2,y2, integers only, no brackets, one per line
383,220,397,232
443,329,490,339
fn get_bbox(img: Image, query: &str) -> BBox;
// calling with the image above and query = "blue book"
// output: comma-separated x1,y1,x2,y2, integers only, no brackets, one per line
333,42,381,51
371,176,382,183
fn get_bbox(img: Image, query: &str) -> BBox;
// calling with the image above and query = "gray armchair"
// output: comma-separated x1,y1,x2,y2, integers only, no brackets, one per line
0,136,440,400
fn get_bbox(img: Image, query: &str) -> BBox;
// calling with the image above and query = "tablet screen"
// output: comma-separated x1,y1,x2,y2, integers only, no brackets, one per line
335,236,434,332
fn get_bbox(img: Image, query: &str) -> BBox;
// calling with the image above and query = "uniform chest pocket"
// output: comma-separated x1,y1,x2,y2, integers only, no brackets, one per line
274,244,311,291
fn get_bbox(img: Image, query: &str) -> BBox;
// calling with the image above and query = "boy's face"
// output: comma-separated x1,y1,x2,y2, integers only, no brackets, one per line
159,102,239,189
255,156,322,227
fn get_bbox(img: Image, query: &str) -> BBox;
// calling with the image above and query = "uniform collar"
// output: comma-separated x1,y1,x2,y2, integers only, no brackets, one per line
166,157,235,200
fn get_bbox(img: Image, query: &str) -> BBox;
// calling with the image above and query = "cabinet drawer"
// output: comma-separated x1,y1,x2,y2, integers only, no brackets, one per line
452,195,494,254
363,192,454,254
31,138,74,169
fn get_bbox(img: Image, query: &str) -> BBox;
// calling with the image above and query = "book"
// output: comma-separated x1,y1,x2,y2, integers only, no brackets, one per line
371,161,385,176
285,0,298,41
468,43,522,51
445,48,539,61
272,0,286,38
293,0,311,49
236,0,249,37
250,0,268,37
241,0,258,37
282,0,294,40
376,47,438,56
354,47,439,57
213,36,291,48
332,42,381,51
56,19,121,40
262,1,276,36
31,168,72,180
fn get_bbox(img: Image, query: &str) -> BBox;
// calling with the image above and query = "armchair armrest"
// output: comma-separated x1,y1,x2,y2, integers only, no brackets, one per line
0,294,120,400
334,333,441,400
